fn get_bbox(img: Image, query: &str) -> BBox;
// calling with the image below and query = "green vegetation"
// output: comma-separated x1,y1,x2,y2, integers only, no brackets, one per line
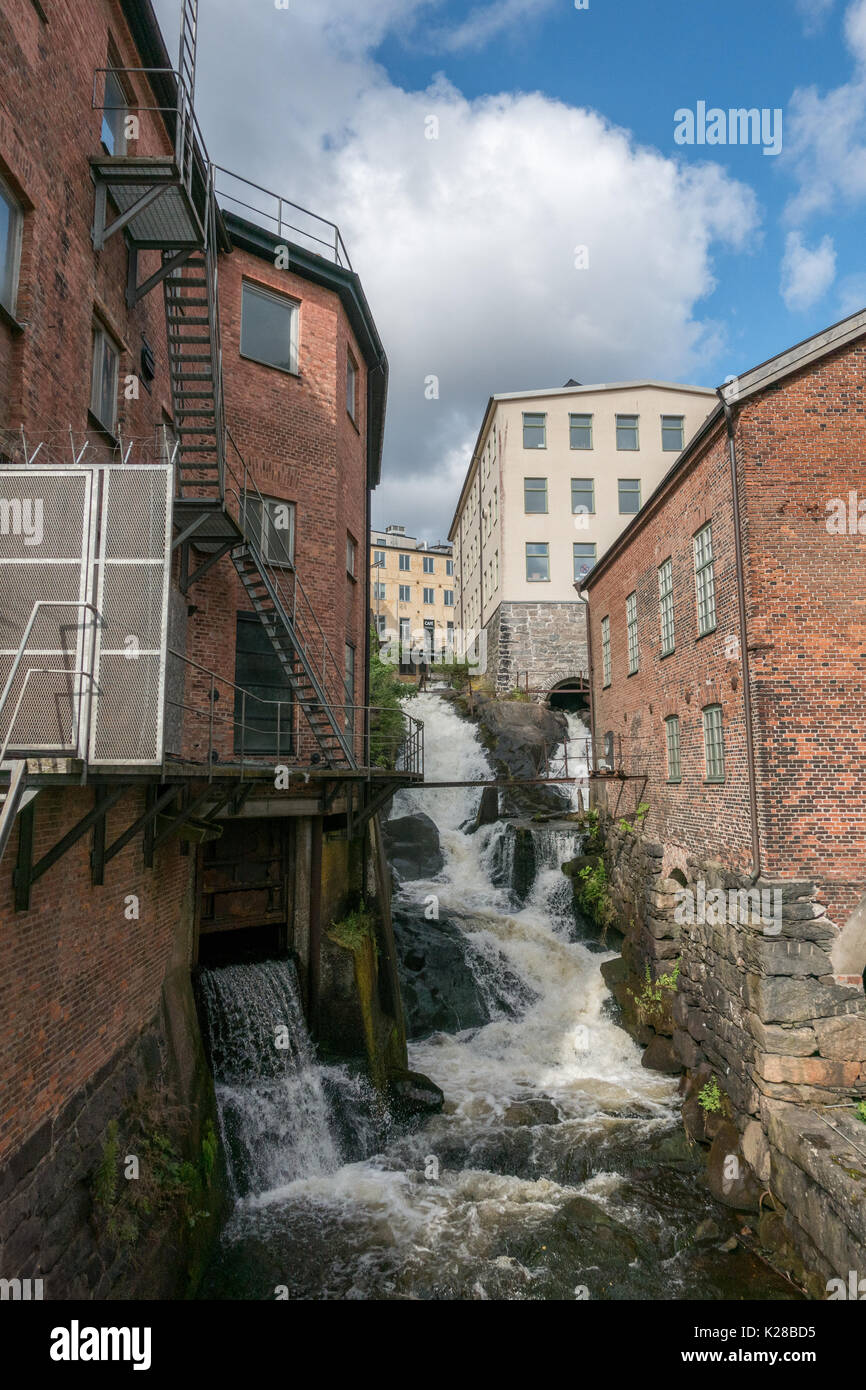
698,1076,725,1114
369,625,416,768
618,802,650,835
505,686,531,702
633,959,681,1027
574,860,617,937
855,1101,866,1125
438,657,473,691
329,902,378,955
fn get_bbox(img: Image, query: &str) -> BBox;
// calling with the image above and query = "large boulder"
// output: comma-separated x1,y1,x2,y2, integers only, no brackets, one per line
381,812,444,881
477,700,570,818
387,1069,444,1121
706,1121,763,1211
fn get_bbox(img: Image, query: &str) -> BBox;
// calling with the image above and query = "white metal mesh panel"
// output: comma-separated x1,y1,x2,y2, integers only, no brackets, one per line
89,466,172,766
0,470,94,752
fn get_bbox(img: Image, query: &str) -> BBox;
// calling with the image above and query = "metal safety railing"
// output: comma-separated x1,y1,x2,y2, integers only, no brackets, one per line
164,648,424,779
213,165,353,270
0,602,103,761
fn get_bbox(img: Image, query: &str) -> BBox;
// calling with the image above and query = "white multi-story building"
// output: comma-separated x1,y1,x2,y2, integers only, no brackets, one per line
448,381,716,696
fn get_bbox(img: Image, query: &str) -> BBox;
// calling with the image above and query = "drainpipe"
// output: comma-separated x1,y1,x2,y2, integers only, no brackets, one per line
575,581,596,778
716,387,762,883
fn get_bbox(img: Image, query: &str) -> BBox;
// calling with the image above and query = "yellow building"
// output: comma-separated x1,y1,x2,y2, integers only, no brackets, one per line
370,525,455,665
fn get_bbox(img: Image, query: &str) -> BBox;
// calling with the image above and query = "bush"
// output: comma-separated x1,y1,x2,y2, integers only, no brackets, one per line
575,860,617,936
369,625,415,768
698,1076,725,1114
633,960,680,1027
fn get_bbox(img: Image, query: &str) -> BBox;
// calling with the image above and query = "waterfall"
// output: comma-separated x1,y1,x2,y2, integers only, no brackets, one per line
198,958,343,1199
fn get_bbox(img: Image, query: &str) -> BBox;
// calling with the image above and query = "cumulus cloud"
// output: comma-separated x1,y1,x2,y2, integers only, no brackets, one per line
151,0,760,540
780,231,837,309
796,0,836,35
783,0,866,224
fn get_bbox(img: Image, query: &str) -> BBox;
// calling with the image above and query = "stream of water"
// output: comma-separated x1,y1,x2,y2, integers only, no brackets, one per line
201,693,797,1301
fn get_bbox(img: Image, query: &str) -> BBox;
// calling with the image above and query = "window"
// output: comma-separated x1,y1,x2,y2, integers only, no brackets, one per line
345,643,356,736
346,352,357,420
423,587,434,604
444,590,454,606
523,412,546,449
571,478,595,514
446,620,454,648
373,581,386,600
525,542,549,581
233,614,294,755
626,592,639,674
524,477,548,513
694,522,716,635
616,414,639,450
101,69,128,156
601,616,611,687
240,282,299,374
373,549,386,567
375,613,387,636
618,478,641,514
399,584,411,602
346,534,357,578
446,559,454,576
569,413,593,449
90,323,120,434
702,704,725,782
242,495,296,565
658,557,675,655
423,555,434,574
573,542,596,582
399,552,411,571
662,415,684,452
0,177,23,317
665,716,681,782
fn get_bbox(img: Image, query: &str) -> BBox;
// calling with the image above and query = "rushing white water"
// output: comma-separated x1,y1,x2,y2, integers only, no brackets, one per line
547,709,591,811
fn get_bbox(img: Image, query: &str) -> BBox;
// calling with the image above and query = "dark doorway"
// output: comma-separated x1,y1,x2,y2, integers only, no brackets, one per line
548,680,590,714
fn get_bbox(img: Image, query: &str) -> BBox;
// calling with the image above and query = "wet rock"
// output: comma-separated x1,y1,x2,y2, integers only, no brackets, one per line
382,812,444,881
695,1218,721,1241
641,1035,682,1074
477,699,570,818
387,1069,444,1121
682,1093,727,1146
707,1122,763,1211
503,1098,561,1127
470,786,500,832
553,1195,643,1264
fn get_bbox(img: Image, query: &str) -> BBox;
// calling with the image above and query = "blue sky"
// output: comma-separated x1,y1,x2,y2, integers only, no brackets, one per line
153,0,866,539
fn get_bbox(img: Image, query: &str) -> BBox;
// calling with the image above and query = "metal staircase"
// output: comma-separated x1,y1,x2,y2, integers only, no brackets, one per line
232,541,356,769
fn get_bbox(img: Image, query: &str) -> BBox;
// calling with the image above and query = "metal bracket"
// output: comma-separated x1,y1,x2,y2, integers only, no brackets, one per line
180,538,234,595
16,785,125,910
127,247,195,309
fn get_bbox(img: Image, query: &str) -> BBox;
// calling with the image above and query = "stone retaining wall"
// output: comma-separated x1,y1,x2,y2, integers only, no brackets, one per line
483,601,588,695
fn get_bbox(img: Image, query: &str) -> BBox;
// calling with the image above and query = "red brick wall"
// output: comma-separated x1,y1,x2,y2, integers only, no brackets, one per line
0,786,194,1162
587,339,866,925
0,0,175,449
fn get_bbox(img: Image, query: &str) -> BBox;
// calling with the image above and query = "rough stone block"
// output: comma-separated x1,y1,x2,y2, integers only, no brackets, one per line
814,1015,866,1061
755,1054,862,1086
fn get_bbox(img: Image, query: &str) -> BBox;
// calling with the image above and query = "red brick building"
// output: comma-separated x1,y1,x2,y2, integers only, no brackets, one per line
0,0,412,1296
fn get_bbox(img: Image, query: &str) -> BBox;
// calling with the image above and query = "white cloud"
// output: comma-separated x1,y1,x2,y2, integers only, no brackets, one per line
430,0,559,53
796,0,836,35
152,0,760,541
783,0,866,223
836,271,866,314
780,231,837,309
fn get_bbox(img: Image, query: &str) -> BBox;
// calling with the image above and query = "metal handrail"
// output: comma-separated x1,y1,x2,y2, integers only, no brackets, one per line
166,647,423,778
212,165,352,270
0,667,98,765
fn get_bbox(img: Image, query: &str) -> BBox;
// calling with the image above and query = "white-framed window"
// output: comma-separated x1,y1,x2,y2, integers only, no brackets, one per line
243,495,296,565
346,351,357,420
423,587,434,604
375,612,387,635
571,478,595,514
101,68,129,156
626,591,639,674
661,414,684,451
373,549,386,567
240,281,299,374
694,522,716,635
523,412,546,449
524,477,547,513
665,716,681,782
373,581,386,600
616,414,639,450
573,542,596,582
446,558,454,576
601,616,611,687
658,557,675,655
399,584,411,602
0,176,23,318
423,555,434,574
399,552,411,572
346,533,357,578
569,413,593,449
525,542,549,581
618,478,641,513
90,322,120,434
444,589,454,607
702,704,725,782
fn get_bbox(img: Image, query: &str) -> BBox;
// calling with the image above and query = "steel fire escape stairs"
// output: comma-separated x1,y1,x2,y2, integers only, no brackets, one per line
89,0,355,770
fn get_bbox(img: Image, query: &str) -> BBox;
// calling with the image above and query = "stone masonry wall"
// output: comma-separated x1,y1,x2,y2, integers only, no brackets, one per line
484,600,588,695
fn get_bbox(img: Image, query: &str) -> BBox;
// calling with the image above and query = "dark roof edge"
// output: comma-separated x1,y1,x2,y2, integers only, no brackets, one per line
222,211,388,488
